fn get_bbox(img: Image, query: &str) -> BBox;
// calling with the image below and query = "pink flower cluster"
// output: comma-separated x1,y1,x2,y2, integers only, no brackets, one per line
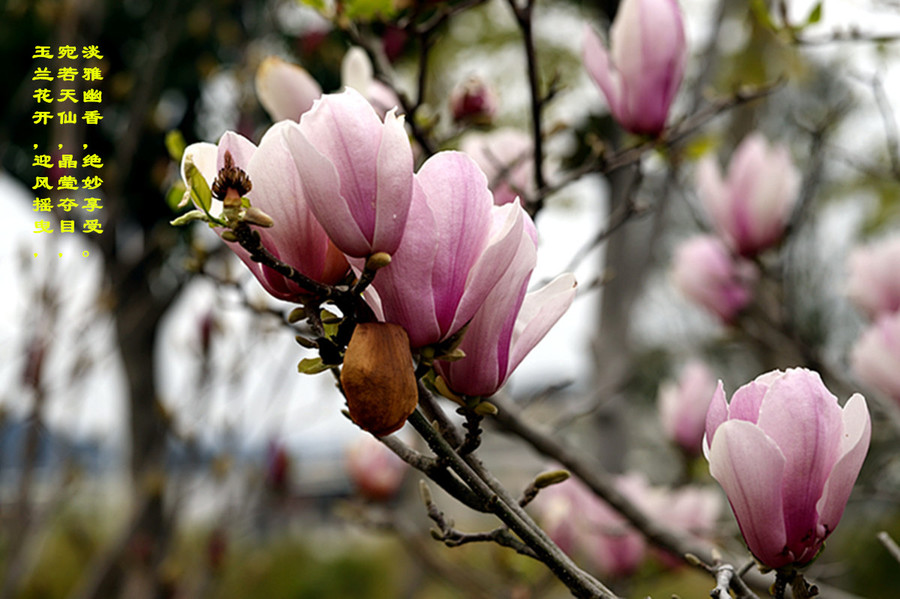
847,236,900,405
180,88,576,398
671,134,800,323
535,474,720,578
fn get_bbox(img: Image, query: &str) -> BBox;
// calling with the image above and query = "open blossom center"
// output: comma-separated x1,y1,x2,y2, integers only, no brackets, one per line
212,150,252,208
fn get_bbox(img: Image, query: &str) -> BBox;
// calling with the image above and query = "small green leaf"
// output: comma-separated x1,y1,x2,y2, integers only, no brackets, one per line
343,0,398,21
165,129,186,162
299,0,327,14
170,209,209,226
750,0,777,31
183,158,213,214
320,308,341,338
297,357,330,375
165,182,187,212
805,1,823,26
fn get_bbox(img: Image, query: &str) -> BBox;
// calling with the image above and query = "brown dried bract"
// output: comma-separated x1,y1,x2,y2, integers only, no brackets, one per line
341,323,417,436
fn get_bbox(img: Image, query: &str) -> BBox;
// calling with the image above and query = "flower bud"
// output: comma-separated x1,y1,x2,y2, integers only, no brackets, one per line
450,76,497,125
340,323,417,436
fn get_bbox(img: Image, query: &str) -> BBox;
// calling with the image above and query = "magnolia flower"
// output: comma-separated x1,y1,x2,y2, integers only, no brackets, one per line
705,368,871,569
697,134,801,257
582,0,687,136
255,48,399,123
341,47,401,116
345,434,408,502
846,236,900,320
536,475,646,578
434,227,577,397
851,312,900,403
671,235,756,323
365,152,537,348
460,128,533,206
255,56,322,122
282,88,414,258
536,474,720,577
180,122,349,299
450,76,497,125
658,360,717,455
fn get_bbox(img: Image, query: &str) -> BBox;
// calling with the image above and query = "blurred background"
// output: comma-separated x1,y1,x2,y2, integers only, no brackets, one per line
2,0,900,597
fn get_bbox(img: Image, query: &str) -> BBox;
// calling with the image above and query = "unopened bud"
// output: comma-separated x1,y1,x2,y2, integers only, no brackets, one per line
534,469,570,489
341,323,418,436
243,206,274,228
287,307,306,324
170,209,209,226
365,251,392,271
419,480,433,504
450,76,497,125
473,401,498,416
220,230,238,242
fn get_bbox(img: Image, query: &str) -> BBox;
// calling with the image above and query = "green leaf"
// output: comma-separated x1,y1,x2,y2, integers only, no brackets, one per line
165,182,187,212
170,209,209,226
750,0,777,31
183,158,213,214
805,1,823,26
297,357,330,375
343,0,399,21
320,308,341,338
299,0,327,13
165,129,186,162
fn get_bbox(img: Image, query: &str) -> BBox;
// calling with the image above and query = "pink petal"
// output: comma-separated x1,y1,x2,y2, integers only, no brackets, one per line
372,108,414,254
704,381,729,455
508,273,577,371
216,131,256,171
708,419,790,568
282,121,371,257
816,393,871,533
756,369,843,556
255,56,322,122
583,25,623,119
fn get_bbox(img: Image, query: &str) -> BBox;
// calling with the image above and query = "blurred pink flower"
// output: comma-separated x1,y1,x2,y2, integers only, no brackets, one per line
658,360,717,455
536,475,646,578
255,56,323,122
181,122,349,300
582,0,687,136
282,88,414,258
365,152,538,348
450,76,497,125
460,128,534,206
341,47,401,116
346,434,408,502
671,235,756,323
705,368,871,569
696,134,800,257
846,236,900,320
536,474,720,577
851,312,900,402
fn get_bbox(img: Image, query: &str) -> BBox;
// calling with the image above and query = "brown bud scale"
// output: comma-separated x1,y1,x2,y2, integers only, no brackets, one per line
340,323,417,436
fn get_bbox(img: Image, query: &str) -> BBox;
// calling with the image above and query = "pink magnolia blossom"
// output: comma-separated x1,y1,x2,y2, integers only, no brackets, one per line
536,475,646,578
255,56,322,122
697,134,801,257
364,152,538,348
846,236,900,320
434,227,577,397
851,312,900,402
536,474,720,577
345,434,408,502
341,47,401,116
180,122,349,300
671,235,756,323
704,368,871,569
460,128,533,206
658,360,717,455
282,88,414,258
450,76,497,125
582,0,687,136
